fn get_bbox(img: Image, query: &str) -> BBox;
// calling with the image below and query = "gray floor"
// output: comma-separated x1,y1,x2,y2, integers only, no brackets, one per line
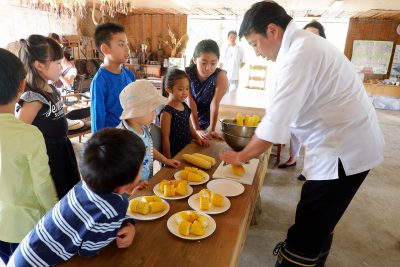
239,109,400,267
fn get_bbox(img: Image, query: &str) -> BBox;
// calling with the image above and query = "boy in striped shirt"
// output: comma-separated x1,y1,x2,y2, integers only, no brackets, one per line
8,128,145,266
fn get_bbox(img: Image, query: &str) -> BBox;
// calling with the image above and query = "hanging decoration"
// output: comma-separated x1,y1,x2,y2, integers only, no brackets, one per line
22,0,135,18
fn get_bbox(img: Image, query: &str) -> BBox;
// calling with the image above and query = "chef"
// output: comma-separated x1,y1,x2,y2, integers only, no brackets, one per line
219,1,385,266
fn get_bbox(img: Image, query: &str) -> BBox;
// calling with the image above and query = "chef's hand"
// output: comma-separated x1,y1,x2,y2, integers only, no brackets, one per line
219,149,242,165
116,223,135,248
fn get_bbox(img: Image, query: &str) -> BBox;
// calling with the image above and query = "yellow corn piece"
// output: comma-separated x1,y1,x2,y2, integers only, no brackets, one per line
198,189,211,198
190,220,205,236
236,113,243,126
159,179,169,192
192,153,216,166
149,201,166,213
163,183,175,197
211,193,224,207
252,115,260,126
174,211,191,225
175,181,188,195
129,200,150,215
179,170,188,180
196,169,208,179
187,211,198,223
199,195,210,210
182,154,212,169
142,195,162,202
188,172,203,182
244,115,251,126
178,220,191,236
197,215,209,228
231,164,245,177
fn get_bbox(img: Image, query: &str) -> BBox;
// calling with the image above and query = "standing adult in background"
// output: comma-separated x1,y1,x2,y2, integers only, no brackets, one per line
220,1,384,266
219,31,245,91
186,39,228,140
278,20,326,182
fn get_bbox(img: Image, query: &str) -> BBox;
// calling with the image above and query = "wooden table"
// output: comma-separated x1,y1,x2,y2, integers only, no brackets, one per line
60,140,269,267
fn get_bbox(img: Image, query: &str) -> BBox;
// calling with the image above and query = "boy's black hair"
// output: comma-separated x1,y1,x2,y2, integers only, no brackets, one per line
161,68,189,97
239,1,292,39
190,39,220,67
0,48,26,105
227,30,237,38
80,128,146,194
303,20,326,39
94,22,125,53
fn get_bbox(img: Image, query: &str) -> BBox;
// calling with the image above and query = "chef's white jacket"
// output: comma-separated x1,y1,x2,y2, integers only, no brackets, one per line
255,21,385,180
220,44,245,81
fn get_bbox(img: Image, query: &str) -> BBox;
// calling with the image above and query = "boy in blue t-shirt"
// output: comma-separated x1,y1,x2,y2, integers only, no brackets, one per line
8,128,146,266
90,22,136,133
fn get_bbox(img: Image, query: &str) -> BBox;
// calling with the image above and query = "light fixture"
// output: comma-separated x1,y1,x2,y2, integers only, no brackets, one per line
173,0,191,10
22,0,135,18
328,0,343,12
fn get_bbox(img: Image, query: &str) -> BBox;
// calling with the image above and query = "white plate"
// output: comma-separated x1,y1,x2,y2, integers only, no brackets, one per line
207,179,245,197
174,170,210,185
166,210,216,240
153,182,193,200
187,194,230,214
126,197,170,220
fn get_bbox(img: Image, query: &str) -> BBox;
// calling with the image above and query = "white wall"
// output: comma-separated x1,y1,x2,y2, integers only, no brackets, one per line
186,16,349,89
0,2,77,48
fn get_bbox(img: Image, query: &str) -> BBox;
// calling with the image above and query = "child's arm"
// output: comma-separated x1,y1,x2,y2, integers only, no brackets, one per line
188,90,206,138
189,119,209,147
209,71,228,140
160,111,172,159
16,101,43,124
30,129,59,208
154,148,180,168
116,222,136,248
90,78,106,132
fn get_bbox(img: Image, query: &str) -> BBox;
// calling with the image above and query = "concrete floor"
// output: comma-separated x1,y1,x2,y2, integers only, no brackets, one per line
239,109,400,267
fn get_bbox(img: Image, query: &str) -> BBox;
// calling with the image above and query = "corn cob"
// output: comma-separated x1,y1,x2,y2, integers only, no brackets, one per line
142,195,162,202
175,181,188,195
149,201,166,213
188,172,203,182
164,183,175,197
199,195,210,210
231,164,245,176
129,200,150,215
190,220,205,236
236,113,243,126
178,220,191,236
252,115,260,126
244,115,251,126
192,153,216,166
211,193,224,207
182,154,212,169
179,170,188,180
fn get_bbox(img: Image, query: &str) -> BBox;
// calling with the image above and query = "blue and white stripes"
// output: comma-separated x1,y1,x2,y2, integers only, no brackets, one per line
8,181,130,266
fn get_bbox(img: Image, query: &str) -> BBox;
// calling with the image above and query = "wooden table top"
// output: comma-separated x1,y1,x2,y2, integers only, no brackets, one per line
60,140,268,267
220,89,268,113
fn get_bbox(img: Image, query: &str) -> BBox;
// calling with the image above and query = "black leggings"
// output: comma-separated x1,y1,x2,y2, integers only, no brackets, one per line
286,160,369,257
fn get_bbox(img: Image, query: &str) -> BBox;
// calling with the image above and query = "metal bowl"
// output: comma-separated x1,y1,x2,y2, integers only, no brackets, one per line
220,118,256,138
222,132,252,151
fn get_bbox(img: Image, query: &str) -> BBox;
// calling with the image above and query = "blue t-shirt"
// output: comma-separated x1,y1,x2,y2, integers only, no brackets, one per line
90,66,135,133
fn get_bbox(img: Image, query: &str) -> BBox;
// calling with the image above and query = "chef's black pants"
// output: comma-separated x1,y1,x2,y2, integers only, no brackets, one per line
286,160,369,257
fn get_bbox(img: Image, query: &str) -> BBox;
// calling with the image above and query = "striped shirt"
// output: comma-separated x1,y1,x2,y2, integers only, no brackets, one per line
8,181,133,266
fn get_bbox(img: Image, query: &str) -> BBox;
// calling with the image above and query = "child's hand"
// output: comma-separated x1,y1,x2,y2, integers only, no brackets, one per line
195,137,210,147
116,223,135,248
130,180,149,195
164,158,181,168
209,131,224,140
196,130,212,140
